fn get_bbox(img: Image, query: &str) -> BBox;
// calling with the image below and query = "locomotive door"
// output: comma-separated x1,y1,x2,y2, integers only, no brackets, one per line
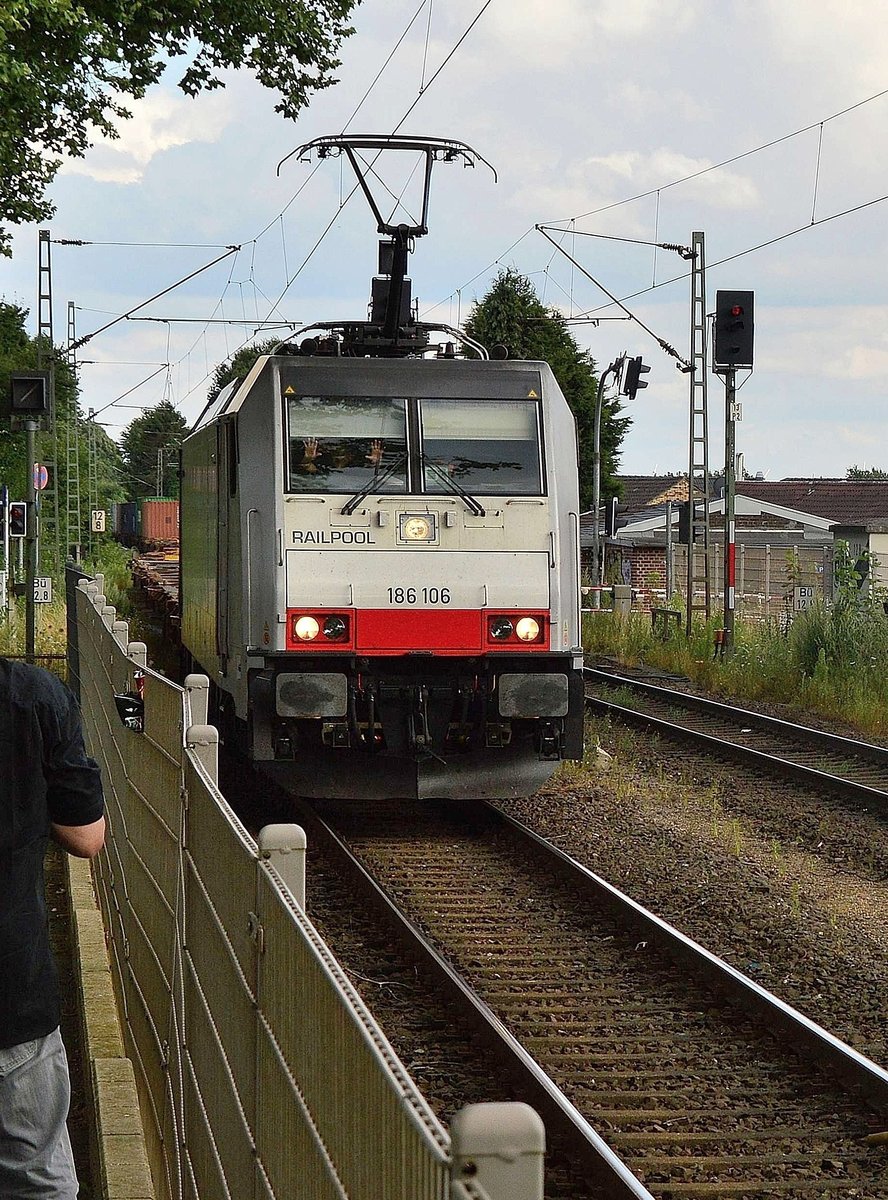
216,417,235,670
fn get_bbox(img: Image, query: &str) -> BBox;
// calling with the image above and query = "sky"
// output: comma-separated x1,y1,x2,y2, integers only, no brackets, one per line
3,0,888,481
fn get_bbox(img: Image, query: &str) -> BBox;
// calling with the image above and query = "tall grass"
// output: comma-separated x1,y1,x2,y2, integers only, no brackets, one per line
80,541,136,617
584,593,888,738
0,541,135,661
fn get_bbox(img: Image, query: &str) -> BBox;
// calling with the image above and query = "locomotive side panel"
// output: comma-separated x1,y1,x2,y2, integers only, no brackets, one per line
180,425,220,678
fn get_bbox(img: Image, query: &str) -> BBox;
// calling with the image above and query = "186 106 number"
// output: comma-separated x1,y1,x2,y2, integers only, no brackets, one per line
388,586,451,604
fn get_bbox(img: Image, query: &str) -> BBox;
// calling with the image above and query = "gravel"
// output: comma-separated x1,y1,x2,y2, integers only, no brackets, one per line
498,712,888,1069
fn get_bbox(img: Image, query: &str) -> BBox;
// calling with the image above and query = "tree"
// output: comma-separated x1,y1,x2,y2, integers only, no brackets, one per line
846,465,888,480
464,269,630,510
207,338,282,408
120,400,189,500
0,0,357,253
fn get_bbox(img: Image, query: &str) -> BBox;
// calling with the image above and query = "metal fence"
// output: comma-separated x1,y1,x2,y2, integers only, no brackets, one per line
616,543,834,618
74,575,463,1200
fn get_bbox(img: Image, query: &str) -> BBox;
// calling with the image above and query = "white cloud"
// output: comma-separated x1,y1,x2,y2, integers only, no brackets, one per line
587,150,760,210
482,0,694,66
59,88,233,185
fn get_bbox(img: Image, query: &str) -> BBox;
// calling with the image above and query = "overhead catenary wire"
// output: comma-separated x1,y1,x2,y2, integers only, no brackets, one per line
88,364,169,419
536,225,691,370
69,246,241,350
545,84,888,226
559,188,888,324
170,0,498,412
429,83,888,323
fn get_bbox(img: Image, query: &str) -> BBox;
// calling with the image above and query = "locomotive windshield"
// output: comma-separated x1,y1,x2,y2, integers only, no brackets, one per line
286,393,544,496
288,395,408,493
420,399,542,495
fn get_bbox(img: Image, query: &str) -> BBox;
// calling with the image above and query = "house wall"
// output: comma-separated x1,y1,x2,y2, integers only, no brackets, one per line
869,533,888,592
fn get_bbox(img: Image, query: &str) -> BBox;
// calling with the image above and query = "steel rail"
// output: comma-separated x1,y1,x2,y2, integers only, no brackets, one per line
487,804,888,1113
287,791,888,1200
586,666,888,765
288,796,657,1200
584,666,888,808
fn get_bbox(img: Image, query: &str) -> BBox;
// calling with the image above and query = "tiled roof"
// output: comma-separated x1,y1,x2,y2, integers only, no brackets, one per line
736,479,888,523
615,474,691,514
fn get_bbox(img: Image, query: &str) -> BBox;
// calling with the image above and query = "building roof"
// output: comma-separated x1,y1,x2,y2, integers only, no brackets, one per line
736,479,888,523
615,474,690,513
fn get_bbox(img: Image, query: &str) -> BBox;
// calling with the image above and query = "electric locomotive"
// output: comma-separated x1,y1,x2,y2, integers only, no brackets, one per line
179,136,585,800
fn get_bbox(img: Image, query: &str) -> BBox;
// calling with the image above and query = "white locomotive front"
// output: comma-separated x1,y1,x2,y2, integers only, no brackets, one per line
181,352,585,799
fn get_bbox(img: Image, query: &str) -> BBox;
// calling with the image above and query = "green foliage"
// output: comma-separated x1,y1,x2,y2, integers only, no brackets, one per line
584,546,888,737
0,303,126,567
846,464,888,479
0,0,357,251
81,540,135,616
464,269,630,510
207,338,281,407
119,399,188,499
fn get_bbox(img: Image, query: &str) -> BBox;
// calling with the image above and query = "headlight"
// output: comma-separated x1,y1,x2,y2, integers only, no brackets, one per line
323,615,347,641
293,615,320,641
515,617,541,641
399,513,437,542
489,617,513,640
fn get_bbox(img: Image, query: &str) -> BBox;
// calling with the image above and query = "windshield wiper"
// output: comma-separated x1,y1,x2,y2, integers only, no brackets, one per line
422,459,486,516
341,452,409,516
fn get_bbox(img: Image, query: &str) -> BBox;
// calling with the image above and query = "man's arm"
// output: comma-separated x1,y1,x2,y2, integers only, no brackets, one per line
51,816,106,859
43,676,105,844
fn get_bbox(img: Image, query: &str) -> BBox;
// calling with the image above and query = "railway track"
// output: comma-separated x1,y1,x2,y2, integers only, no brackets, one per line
585,666,888,809
289,792,888,1200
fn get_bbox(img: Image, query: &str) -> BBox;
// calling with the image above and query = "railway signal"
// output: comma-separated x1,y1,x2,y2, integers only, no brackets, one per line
8,372,49,416
8,501,26,538
713,290,754,371
621,356,650,400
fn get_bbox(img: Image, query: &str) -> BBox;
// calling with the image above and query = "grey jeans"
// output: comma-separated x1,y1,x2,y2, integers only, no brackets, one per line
0,1028,78,1198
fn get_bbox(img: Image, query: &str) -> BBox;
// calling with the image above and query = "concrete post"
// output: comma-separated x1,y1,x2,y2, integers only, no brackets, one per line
186,724,218,785
258,824,307,910
450,1103,544,1200
184,674,210,727
612,583,632,616
128,642,148,669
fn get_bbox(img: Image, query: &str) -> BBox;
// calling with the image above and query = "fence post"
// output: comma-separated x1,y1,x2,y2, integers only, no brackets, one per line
128,641,147,669
765,545,771,618
450,1103,544,1200
258,825,307,910
112,619,129,650
184,674,210,727
186,725,218,785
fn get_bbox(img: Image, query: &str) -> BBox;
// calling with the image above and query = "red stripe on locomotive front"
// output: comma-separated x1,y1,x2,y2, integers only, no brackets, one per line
358,608,482,652
285,609,552,654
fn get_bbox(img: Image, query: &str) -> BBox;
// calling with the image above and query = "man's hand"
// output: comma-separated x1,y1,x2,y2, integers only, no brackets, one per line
51,816,106,859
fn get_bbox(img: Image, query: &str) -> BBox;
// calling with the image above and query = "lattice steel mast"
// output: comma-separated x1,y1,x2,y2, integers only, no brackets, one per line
686,231,711,631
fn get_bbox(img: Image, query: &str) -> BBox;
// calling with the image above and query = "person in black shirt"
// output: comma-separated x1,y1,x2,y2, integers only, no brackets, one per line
0,659,105,1199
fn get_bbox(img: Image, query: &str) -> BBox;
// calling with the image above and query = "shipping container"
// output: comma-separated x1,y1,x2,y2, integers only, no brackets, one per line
140,498,179,546
115,501,140,545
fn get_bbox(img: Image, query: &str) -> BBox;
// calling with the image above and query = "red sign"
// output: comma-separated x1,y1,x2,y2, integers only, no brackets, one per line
33,462,49,491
